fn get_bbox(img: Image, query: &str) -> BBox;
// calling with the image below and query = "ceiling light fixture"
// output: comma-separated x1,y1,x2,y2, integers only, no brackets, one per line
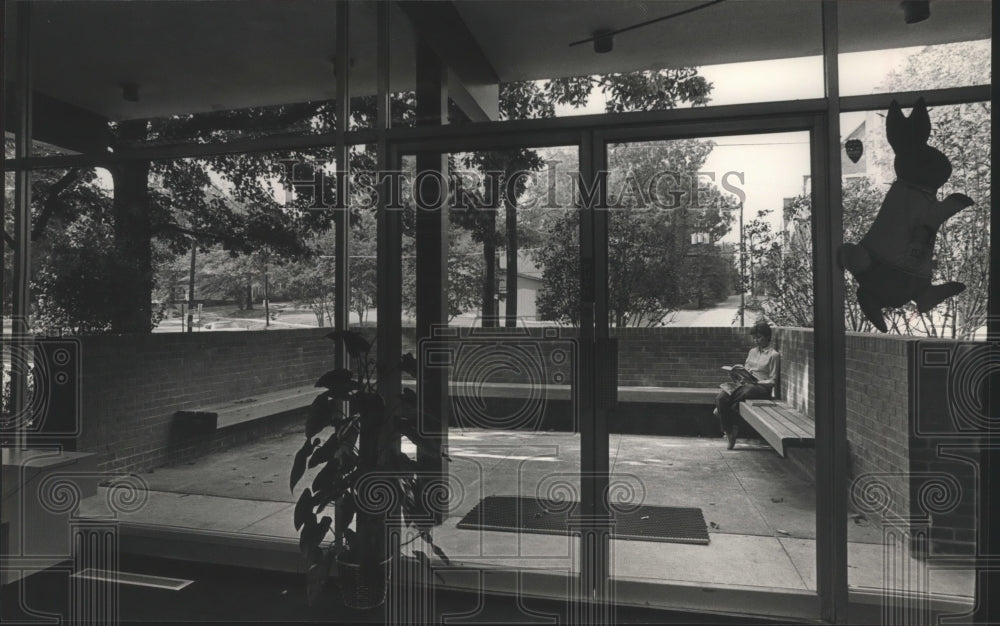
593,29,614,54
121,83,139,102
901,1,930,24
569,0,726,49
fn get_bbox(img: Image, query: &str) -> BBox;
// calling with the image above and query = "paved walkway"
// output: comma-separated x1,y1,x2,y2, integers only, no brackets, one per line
78,426,974,599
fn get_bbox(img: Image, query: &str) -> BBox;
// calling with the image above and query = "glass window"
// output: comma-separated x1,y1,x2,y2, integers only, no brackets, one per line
838,1,991,96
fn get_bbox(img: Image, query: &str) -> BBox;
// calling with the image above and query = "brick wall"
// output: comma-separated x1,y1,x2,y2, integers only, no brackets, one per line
907,340,985,556
74,326,750,472
612,327,754,387
775,327,980,556
76,329,333,472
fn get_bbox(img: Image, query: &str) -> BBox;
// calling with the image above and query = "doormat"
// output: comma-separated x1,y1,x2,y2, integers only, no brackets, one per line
456,495,709,545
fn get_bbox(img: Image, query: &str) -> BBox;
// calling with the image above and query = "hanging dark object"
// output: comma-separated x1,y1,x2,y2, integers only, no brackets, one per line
845,139,864,163
836,98,974,333
569,0,726,48
901,1,930,24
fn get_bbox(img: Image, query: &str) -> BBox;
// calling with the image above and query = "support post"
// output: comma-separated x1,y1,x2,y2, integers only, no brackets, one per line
816,1,849,622
979,42,1000,625
110,120,152,334
374,0,399,409
414,40,449,524
334,0,350,358
576,130,612,614
10,2,33,450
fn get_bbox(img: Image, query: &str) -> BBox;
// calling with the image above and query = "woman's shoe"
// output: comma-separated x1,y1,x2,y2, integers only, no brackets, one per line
726,425,739,450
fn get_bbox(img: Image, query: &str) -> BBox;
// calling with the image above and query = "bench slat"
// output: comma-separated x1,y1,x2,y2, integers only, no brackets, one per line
739,400,815,458
175,384,319,431
179,381,722,436
760,405,813,439
765,404,815,435
752,407,800,448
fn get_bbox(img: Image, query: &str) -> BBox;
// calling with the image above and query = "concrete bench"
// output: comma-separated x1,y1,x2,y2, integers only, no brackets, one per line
174,381,718,436
173,384,319,433
738,400,815,458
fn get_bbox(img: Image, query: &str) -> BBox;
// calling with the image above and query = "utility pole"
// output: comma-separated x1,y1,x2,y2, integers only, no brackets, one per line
263,267,270,328
739,201,745,327
187,243,196,332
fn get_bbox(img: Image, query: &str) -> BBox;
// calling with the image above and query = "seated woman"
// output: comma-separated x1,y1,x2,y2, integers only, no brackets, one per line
715,321,780,450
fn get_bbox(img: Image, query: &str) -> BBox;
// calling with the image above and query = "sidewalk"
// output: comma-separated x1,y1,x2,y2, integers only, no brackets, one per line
78,428,974,599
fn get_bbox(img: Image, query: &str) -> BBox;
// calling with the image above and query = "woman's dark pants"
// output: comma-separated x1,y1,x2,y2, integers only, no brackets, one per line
716,384,772,433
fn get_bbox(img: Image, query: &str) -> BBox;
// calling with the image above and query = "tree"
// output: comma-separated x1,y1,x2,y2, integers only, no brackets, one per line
535,139,735,326
21,68,716,333
753,42,990,338
455,69,714,327
866,42,989,338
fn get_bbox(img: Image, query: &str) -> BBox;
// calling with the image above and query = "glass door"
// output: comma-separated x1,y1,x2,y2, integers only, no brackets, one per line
388,136,590,600
590,117,829,620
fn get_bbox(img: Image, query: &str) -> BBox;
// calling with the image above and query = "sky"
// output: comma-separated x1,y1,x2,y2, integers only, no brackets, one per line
555,45,933,243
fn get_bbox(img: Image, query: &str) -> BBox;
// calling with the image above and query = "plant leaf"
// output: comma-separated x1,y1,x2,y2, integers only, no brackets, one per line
290,438,317,492
308,435,342,469
305,393,337,439
299,516,332,558
311,461,343,496
425,535,452,566
326,329,371,359
294,488,315,531
400,353,418,378
335,492,356,536
315,369,359,399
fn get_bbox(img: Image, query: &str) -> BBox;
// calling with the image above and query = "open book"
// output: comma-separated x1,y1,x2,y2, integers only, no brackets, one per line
722,365,758,385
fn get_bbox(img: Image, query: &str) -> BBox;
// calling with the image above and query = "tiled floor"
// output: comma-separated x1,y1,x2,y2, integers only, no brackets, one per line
78,426,975,599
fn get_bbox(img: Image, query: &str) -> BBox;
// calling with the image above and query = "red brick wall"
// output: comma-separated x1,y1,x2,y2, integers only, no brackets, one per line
612,327,754,387
76,329,332,472
775,327,981,556
908,340,985,556
75,326,750,472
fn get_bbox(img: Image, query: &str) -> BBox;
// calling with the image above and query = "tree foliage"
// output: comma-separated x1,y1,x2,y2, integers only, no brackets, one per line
535,139,736,326
752,42,990,339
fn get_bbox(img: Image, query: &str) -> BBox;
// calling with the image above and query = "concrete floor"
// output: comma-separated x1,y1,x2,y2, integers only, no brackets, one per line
81,425,974,600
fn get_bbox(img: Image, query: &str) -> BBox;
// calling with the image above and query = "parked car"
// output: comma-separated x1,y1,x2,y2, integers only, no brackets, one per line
201,320,244,331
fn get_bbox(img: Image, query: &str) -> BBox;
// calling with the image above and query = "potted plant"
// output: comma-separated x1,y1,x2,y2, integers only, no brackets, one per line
289,329,450,609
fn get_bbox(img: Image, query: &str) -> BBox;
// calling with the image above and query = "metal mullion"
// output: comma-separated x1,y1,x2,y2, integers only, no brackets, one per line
387,129,580,157
333,0,349,373
576,128,598,605
839,85,991,113
599,116,815,145
374,1,400,409
9,87,990,173
815,1,848,622
376,98,829,145
590,128,611,608
11,1,34,451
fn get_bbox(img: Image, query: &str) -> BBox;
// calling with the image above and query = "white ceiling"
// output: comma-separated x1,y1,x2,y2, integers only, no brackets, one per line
9,0,992,122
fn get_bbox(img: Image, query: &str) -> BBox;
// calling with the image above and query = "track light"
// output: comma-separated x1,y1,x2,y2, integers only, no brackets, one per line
593,29,614,54
901,1,930,24
121,83,139,102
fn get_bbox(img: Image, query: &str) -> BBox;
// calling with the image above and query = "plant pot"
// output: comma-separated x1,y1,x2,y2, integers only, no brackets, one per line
336,556,391,610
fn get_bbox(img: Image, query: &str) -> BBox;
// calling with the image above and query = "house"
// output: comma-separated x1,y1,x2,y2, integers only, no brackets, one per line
497,250,545,321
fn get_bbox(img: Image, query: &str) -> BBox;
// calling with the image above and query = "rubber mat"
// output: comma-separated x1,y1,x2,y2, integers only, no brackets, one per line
456,495,709,545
